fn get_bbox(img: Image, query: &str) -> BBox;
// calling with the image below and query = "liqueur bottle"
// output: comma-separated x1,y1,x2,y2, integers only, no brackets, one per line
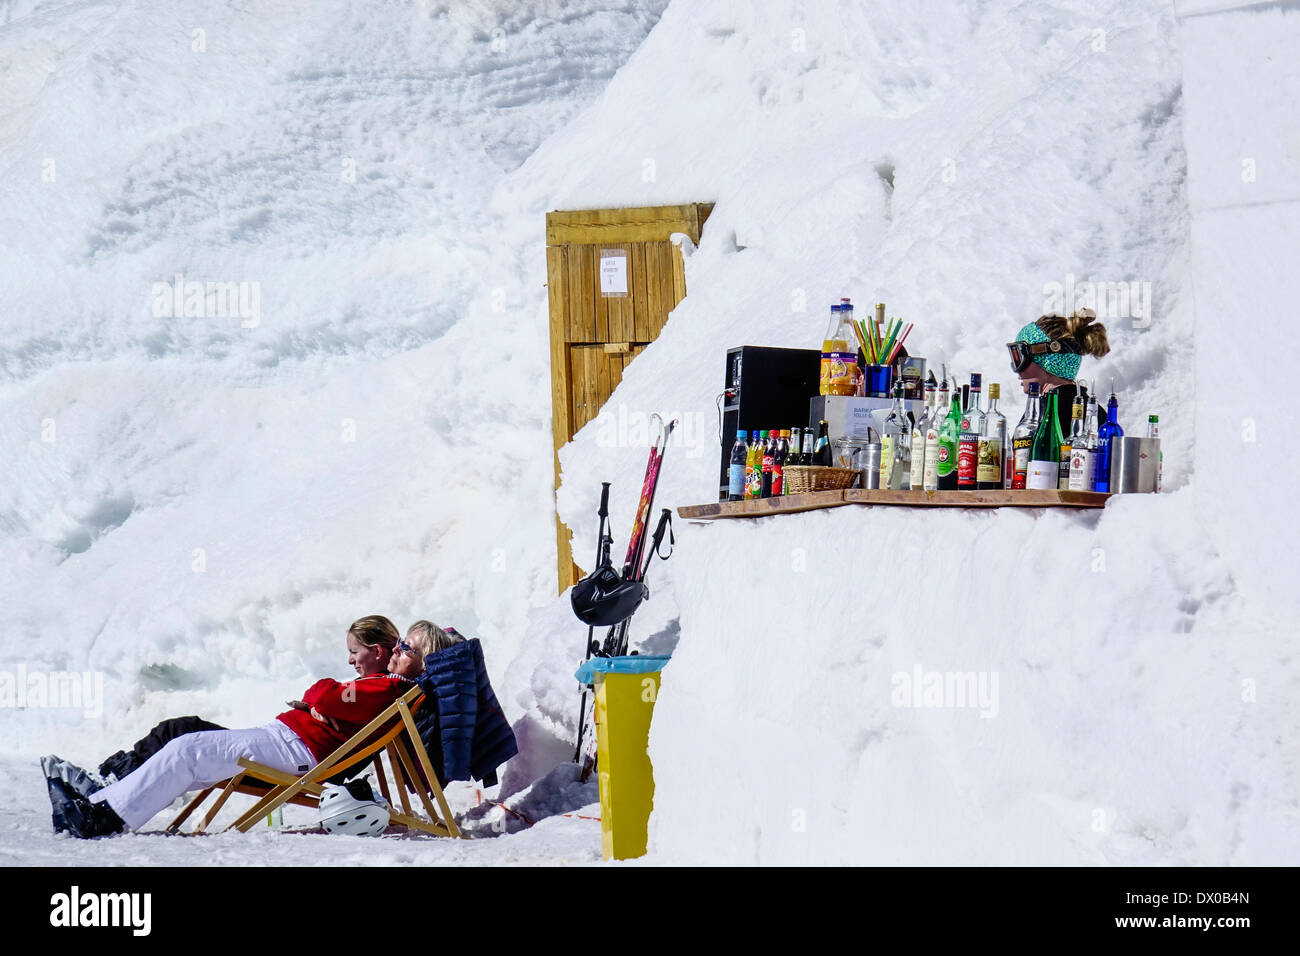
957,373,984,489
910,372,937,490
923,377,951,492
1009,383,1041,489
936,381,962,491
977,383,1007,491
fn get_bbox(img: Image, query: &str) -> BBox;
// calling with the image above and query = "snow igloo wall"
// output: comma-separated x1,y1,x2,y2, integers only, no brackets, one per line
502,0,1300,863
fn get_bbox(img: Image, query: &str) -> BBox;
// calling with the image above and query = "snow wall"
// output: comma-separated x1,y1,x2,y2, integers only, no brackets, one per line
504,0,1299,863
0,1,667,753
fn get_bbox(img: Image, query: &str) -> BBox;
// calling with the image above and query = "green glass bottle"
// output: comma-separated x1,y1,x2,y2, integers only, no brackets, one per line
936,384,962,490
1026,391,1063,490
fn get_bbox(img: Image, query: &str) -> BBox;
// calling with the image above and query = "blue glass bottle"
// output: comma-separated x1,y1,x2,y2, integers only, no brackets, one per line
1094,389,1124,492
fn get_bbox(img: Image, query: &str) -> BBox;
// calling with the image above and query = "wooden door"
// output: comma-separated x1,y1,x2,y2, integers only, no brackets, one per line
547,204,712,593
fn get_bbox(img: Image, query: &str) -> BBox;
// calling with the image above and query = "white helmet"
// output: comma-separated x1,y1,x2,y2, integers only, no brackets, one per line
318,779,390,837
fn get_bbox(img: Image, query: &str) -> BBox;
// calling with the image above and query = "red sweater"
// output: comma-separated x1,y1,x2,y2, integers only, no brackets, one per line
276,674,409,761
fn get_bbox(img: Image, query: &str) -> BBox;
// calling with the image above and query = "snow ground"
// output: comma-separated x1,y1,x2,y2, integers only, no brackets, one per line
2,756,603,865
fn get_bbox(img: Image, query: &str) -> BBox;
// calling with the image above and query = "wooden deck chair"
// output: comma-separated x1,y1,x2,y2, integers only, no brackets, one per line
166,685,461,838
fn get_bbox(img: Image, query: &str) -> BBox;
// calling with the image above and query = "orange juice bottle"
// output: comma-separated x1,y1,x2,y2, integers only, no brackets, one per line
821,301,858,396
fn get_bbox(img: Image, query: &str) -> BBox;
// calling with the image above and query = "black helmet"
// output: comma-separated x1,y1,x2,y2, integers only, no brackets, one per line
570,565,648,627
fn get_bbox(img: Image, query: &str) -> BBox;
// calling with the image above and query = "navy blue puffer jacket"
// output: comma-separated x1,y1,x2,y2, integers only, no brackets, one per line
411,638,518,788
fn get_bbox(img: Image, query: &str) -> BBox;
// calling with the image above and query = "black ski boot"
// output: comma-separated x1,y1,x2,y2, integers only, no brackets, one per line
43,764,125,838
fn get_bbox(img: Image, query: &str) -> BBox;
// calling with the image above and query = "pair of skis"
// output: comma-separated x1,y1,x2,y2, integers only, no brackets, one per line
574,414,677,779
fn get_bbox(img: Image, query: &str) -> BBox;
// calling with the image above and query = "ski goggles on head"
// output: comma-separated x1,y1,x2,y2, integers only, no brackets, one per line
1007,337,1082,373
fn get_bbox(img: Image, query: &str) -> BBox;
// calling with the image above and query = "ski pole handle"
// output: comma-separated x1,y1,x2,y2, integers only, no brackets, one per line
598,482,610,519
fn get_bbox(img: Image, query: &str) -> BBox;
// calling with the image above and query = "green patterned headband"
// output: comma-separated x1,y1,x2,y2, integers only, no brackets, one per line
1014,321,1082,380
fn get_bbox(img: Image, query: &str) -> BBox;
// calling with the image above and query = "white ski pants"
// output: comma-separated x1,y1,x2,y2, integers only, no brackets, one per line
90,721,315,831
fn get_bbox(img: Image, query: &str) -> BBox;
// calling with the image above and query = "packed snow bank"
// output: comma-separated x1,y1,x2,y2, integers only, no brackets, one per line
1178,0,1300,623
500,0,1297,863
652,489,1297,864
0,0,667,767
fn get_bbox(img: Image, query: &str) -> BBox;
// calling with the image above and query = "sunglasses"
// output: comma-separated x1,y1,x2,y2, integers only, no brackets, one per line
394,640,416,655
1006,337,1082,373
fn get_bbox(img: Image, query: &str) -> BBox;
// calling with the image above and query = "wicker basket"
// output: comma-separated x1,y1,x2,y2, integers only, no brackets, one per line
783,465,859,494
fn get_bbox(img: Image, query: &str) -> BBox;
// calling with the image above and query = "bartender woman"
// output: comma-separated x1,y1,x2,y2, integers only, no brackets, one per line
1006,307,1110,433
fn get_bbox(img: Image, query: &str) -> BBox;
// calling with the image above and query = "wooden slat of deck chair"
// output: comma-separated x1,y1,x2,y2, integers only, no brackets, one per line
371,754,393,806
394,695,460,838
167,767,321,834
225,685,424,833
167,784,218,833
386,741,414,817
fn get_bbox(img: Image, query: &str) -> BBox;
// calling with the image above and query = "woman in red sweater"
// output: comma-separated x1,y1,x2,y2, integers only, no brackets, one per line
47,615,410,838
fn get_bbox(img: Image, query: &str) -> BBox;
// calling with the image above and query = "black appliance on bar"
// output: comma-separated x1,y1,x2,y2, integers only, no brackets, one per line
717,346,821,499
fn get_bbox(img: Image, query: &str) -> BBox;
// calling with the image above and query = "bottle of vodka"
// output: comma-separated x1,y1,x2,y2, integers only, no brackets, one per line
1095,386,1124,493
880,380,911,490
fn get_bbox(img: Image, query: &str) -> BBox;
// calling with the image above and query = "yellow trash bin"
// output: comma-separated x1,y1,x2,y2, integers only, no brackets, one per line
577,655,670,861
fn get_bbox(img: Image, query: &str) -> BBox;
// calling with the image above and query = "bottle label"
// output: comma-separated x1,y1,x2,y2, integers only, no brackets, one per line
823,350,858,395
745,463,762,498
976,438,1002,484
812,437,829,466
880,436,894,484
1011,436,1031,489
728,463,744,497
1058,443,1072,490
936,439,956,477
910,429,926,487
772,463,783,496
923,429,940,489
957,434,978,487
1026,460,1057,490
1068,449,1091,491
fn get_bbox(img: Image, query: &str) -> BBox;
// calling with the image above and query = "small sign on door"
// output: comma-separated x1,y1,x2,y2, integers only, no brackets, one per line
599,249,628,297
